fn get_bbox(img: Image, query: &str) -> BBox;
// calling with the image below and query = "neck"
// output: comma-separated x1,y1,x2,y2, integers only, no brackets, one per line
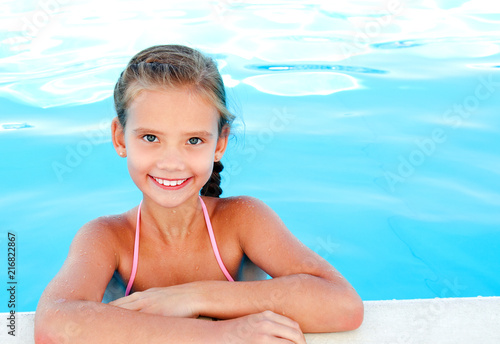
139,195,204,240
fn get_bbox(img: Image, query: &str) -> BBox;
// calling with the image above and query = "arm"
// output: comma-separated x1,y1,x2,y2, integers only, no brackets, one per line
112,197,363,333
198,274,361,333
35,218,305,344
35,218,201,343
222,197,364,332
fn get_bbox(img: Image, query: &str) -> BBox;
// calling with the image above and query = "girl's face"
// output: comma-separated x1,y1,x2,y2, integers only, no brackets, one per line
112,87,228,208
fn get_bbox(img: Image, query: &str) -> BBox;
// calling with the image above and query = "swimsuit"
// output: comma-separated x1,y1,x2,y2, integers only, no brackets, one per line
124,196,234,296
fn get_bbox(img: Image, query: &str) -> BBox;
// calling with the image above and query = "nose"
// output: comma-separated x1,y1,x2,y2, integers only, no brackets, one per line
156,146,185,172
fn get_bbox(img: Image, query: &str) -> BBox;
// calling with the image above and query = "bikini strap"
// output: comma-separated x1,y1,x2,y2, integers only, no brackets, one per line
125,197,233,296
125,200,142,296
199,196,235,282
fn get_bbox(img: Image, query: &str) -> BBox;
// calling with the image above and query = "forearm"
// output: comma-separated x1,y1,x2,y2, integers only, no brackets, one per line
196,274,363,333
35,299,221,344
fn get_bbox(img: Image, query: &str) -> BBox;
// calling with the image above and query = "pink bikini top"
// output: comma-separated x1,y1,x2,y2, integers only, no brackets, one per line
125,196,234,296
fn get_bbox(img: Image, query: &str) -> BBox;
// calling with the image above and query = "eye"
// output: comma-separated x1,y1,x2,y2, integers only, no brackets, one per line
142,134,158,143
187,137,202,145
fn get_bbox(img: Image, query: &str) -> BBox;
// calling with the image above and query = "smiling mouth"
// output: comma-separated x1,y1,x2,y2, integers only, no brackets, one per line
151,176,189,187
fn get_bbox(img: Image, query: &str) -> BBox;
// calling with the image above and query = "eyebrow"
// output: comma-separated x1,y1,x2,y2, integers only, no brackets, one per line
187,131,214,138
132,128,214,137
133,128,163,135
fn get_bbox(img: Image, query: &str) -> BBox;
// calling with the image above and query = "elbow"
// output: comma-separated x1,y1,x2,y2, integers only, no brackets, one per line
315,287,364,333
35,302,72,344
35,308,60,344
339,291,364,332
35,329,54,344
34,312,53,344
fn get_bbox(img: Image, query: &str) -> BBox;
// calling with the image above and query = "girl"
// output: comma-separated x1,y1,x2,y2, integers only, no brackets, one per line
35,45,363,343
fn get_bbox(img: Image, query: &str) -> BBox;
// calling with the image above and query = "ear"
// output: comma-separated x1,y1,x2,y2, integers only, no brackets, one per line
111,117,127,157
214,125,230,162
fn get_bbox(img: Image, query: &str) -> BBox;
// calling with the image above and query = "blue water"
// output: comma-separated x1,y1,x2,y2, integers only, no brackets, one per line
1,0,499,312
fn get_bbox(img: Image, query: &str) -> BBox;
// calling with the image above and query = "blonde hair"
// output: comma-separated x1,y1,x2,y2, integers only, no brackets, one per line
114,44,234,132
113,45,234,197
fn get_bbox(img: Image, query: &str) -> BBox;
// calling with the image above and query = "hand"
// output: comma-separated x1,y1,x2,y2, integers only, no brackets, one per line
109,284,201,318
218,310,306,344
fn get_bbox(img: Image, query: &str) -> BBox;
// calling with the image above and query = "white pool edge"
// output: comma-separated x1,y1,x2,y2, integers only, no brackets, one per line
2,296,499,343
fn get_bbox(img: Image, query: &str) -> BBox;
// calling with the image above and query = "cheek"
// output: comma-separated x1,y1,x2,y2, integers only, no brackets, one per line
125,144,153,181
189,147,216,177
126,154,145,187
191,150,214,171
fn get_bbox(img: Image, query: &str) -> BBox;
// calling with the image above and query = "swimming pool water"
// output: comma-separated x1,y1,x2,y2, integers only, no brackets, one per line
1,0,499,312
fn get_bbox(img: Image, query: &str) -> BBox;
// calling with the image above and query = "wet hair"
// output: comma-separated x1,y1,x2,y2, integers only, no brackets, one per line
113,45,234,197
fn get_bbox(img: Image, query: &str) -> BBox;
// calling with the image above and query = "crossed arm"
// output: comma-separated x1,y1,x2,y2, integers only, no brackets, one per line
109,272,363,332
35,198,363,343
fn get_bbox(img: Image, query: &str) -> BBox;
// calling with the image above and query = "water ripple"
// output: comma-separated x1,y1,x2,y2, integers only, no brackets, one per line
372,36,500,58
242,72,358,97
467,63,500,70
372,36,500,50
1,122,33,130
245,63,387,74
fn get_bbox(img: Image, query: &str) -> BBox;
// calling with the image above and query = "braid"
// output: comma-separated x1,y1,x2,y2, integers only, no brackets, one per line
201,161,224,197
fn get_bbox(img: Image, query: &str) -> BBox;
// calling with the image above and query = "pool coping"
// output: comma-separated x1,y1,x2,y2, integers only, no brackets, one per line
2,296,499,343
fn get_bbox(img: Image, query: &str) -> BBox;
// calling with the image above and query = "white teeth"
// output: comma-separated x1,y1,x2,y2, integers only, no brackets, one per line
154,177,186,187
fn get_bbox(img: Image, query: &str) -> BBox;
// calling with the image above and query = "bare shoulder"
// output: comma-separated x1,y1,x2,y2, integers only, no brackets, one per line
38,209,137,304
69,209,136,264
212,196,328,279
212,195,277,220
208,196,287,242
199,196,278,239
74,213,129,245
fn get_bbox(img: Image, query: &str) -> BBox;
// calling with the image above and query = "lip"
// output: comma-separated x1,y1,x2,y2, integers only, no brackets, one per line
149,175,191,191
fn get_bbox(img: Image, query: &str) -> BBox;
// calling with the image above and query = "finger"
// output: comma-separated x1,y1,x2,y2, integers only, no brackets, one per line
109,297,132,307
111,300,143,311
268,322,306,344
109,295,146,310
109,291,143,306
259,311,301,331
258,311,305,344
109,298,126,306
